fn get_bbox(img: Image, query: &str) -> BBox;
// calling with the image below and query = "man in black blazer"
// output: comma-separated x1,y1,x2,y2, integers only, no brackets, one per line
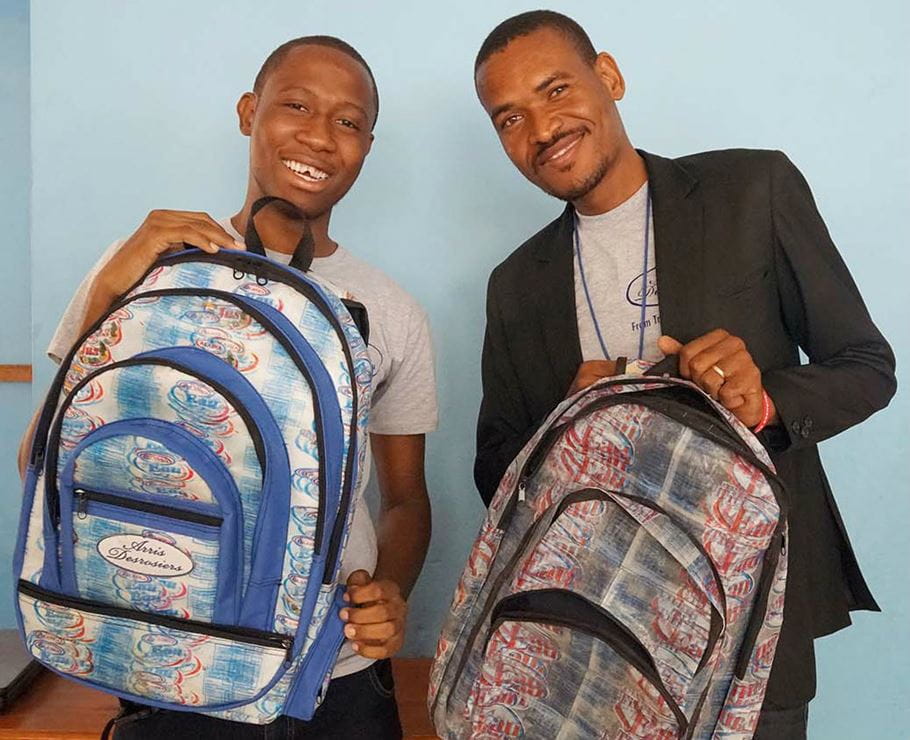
472,10,896,737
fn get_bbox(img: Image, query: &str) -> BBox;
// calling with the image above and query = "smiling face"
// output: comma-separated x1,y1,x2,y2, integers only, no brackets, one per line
475,28,632,210
238,44,376,219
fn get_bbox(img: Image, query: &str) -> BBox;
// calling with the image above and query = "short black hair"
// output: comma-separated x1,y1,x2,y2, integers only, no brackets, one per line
475,10,597,73
253,36,379,129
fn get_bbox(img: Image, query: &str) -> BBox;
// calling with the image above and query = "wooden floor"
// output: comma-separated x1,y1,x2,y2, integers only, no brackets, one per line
0,659,436,739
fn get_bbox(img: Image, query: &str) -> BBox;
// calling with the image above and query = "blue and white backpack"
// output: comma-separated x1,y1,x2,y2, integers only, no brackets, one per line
14,198,372,724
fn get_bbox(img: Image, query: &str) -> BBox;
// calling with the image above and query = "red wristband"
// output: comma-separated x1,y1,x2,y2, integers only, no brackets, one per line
751,390,772,434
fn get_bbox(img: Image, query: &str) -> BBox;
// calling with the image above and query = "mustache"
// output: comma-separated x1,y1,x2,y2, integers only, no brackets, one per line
536,127,585,162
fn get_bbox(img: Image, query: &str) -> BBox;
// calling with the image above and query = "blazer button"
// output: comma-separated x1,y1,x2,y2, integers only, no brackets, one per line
790,420,802,435
803,416,813,430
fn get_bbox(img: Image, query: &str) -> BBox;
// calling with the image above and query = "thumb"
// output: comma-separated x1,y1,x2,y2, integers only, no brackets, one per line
658,335,683,355
584,360,620,373
346,569,372,589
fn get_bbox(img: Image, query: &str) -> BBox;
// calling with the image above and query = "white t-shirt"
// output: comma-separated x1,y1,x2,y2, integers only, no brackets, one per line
574,181,662,372
47,218,438,678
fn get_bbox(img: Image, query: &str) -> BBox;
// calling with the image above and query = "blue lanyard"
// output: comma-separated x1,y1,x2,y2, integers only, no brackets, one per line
573,187,652,361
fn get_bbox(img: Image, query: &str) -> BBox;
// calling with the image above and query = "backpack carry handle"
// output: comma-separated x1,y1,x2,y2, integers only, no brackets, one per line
244,196,315,272
645,354,680,378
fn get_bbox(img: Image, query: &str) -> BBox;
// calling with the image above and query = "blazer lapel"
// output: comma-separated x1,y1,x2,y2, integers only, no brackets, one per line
530,205,582,394
525,151,705,397
640,150,707,344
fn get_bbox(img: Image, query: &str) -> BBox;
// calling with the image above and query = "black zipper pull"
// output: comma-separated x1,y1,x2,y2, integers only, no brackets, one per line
75,489,88,520
281,637,294,665
31,440,46,468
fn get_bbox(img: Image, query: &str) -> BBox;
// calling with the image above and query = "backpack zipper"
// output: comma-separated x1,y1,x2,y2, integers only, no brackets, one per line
485,589,688,733
18,579,294,664
591,489,726,673
44,288,328,553
733,527,785,680
31,252,361,589
74,488,222,527
499,382,787,531
151,251,363,584
439,487,725,720
45,354,267,530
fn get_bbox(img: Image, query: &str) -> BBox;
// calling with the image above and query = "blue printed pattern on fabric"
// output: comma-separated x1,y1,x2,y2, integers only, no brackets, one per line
501,498,719,713
68,434,216,503
18,256,371,724
62,295,319,614
19,591,285,708
58,363,262,568
141,264,372,722
20,470,48,585
128,262,372,724
73,513,220,620
220,582,338,725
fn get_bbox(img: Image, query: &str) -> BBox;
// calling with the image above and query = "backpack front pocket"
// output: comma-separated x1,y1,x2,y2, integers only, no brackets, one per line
57,419,243,624
457,488,725,737
68,488,223,622
467,589,688,739
17,580,292,710
511,490,724,705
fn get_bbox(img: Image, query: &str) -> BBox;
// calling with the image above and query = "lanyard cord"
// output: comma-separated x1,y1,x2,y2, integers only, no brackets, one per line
573,187,652,362
637,192,652,359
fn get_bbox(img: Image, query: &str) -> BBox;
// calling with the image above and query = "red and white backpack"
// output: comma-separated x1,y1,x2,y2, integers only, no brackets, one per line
430,374,786,739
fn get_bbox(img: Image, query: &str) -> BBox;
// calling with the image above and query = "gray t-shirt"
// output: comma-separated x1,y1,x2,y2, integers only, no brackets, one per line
47,218,438,678
574,181,661,371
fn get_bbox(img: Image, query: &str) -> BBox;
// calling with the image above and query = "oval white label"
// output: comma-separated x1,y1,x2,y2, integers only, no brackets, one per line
97,535,194,577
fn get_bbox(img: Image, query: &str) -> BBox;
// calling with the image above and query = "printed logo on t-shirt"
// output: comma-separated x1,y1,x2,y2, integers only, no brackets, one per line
367,343,383,379
626,267,658,307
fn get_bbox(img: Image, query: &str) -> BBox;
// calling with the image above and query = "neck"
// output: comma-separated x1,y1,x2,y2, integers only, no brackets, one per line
572,146,648,216
232,196,337,258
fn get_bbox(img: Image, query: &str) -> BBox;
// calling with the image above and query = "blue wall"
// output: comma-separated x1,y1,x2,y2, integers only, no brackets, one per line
19,1,910,735
0,0,31,629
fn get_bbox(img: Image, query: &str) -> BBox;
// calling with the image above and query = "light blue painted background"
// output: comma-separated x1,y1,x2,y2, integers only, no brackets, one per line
0,0,31,630
7,1,908,735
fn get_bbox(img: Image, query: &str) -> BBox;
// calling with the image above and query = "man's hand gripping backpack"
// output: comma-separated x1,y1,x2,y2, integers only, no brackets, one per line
14,198,372,724
430,369,787,739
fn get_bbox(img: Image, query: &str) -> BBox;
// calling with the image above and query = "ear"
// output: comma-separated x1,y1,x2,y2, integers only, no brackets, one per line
594,52,626,102
365,132,374,156
237,92,257,136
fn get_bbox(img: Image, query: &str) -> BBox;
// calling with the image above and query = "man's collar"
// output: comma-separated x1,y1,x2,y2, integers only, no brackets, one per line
532,150,699,263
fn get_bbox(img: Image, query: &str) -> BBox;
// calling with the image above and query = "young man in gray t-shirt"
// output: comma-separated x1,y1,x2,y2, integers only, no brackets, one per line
27,36,436,739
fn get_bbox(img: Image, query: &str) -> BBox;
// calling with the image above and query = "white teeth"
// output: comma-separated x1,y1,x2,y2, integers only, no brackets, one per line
282,159,329,181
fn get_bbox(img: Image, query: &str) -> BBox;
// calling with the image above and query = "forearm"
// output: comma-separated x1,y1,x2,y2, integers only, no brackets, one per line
762,348,896,449
766,151,897,447
78,273,120,336
17,407,42,479
373,495,431,599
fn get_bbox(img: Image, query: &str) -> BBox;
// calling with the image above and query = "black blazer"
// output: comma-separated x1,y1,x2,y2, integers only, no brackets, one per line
474,149,896,703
